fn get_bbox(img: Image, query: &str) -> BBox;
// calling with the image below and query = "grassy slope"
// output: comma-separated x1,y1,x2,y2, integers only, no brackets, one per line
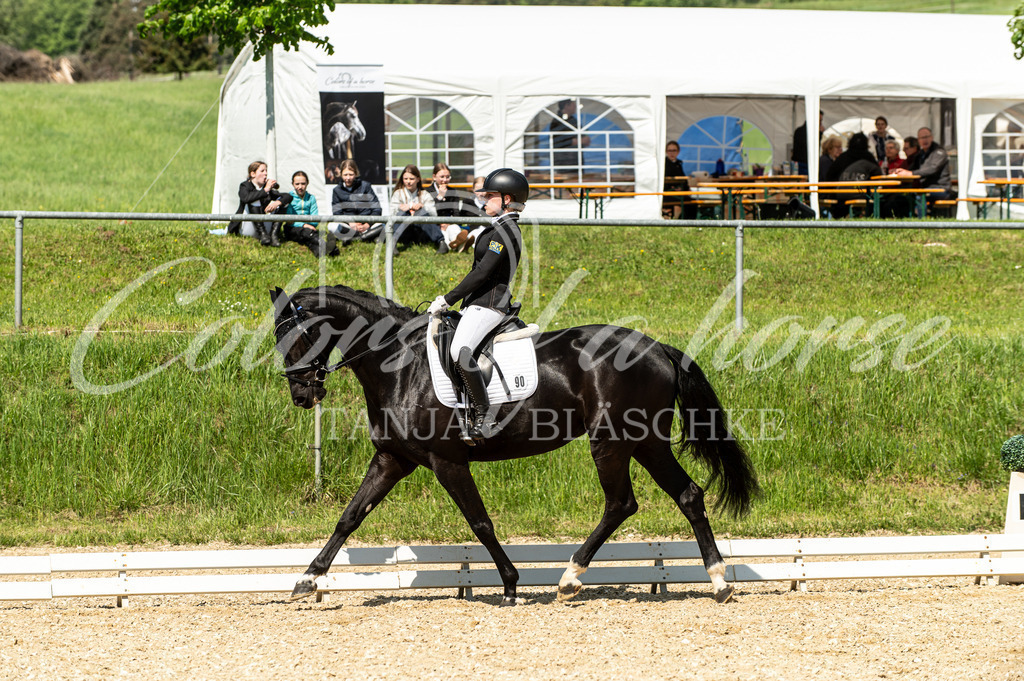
0,76,1022,547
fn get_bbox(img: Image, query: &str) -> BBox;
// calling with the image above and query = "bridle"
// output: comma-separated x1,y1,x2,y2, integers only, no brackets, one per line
275,299,421,390
275,303,341,389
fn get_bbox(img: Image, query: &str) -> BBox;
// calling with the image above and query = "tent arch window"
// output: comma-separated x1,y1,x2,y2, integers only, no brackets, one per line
523,97,635,192
677,116,772,176
981,104,1024,185
386,97,475,183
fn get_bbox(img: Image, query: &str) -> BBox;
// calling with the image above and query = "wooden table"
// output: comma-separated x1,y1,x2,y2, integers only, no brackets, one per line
701,180,899,219
979,178,1024,219
589,190,723,219
527,183,614,217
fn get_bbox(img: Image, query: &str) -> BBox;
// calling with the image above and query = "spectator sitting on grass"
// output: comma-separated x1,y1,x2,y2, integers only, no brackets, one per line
427,162,477,252
285,170,337,258
331,159,383,245
390,164,447,254
228,160,291,247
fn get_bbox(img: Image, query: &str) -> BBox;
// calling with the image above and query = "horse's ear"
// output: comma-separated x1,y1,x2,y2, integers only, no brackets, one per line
270,287,284,304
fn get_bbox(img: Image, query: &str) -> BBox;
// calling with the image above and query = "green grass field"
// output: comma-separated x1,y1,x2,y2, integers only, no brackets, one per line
0,75,1022,548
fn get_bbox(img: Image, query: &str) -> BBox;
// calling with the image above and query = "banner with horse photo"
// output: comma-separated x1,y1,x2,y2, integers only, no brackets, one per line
317,64,386,186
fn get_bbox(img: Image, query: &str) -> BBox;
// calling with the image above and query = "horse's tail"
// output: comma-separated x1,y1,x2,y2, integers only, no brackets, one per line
661,343,760,517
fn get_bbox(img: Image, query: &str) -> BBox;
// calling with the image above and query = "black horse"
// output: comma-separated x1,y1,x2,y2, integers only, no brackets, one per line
271,285,759,605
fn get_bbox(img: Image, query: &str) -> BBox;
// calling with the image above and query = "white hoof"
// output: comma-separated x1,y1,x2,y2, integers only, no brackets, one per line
289,575,318,601
707,562,731,602
557,561,587,602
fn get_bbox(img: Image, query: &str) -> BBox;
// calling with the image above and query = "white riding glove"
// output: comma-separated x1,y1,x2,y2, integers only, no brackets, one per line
427,295,449,316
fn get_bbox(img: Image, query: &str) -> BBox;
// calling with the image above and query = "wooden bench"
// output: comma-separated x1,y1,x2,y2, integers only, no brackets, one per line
940,196,1024,219
588,190,722,219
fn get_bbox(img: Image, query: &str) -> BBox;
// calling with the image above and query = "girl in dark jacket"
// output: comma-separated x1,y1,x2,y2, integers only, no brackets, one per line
228,160,292,246
330,159,383,243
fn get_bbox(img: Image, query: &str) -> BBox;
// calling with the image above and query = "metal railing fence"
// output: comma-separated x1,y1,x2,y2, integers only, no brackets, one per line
4,210,1024,333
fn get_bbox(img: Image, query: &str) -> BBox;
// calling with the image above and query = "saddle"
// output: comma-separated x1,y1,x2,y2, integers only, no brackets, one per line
427,303,540,408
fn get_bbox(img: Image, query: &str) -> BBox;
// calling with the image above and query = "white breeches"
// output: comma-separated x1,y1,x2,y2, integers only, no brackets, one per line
450,305,505,363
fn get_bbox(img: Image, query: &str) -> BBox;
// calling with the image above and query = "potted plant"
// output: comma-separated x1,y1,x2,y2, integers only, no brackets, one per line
1000,435,1024,584
1003,435,1024,524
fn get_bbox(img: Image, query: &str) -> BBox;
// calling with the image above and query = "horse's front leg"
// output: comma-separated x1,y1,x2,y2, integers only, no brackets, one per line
431,459,520,606
291,451,416,601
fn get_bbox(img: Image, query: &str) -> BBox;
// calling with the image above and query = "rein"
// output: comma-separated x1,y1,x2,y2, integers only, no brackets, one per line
277,303,422,388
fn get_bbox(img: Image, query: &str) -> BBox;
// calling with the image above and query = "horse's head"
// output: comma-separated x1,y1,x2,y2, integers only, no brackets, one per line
345,101,367,142
271,287,331,409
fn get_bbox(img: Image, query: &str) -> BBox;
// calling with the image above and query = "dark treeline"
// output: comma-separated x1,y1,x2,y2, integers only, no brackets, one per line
0,0,221,80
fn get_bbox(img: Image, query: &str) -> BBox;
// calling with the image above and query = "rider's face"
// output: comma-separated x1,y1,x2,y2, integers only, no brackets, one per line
483,191,503,216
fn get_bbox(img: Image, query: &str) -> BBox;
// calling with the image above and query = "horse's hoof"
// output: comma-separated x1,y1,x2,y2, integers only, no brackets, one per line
499,596,518,607
289,578,318,602
556,581,582,602
714,586,735,604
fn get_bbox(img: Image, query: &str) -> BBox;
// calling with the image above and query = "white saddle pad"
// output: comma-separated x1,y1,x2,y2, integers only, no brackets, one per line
426,319,540,408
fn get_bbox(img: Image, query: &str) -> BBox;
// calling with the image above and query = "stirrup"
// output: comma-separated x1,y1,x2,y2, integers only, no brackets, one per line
457,409,477,446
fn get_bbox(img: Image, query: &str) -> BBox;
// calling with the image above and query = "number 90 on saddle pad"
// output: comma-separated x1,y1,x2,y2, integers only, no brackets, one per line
426,314,540,409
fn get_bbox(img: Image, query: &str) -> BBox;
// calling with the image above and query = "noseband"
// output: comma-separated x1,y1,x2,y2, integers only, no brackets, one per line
276,304,342,390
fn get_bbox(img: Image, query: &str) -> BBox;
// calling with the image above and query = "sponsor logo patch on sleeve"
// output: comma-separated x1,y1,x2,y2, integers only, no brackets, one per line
488,240,504,254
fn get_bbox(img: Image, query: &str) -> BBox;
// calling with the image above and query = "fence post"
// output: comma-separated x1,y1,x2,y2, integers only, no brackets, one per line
313,402,323,497
384,215,396,299
734,222,744,333
14,214,24,329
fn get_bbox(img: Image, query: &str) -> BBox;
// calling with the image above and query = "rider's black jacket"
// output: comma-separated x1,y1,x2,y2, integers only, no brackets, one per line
442,212,522,312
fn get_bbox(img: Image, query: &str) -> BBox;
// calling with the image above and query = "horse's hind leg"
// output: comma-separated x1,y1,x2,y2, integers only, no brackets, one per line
291,450,416,601
558,443,638,602
633,444,734,603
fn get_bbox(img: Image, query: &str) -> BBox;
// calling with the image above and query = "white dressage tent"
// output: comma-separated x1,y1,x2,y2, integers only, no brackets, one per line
213,4,1024,220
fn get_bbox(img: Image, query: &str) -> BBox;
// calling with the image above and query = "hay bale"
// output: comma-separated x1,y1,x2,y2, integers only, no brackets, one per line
0,43,74,83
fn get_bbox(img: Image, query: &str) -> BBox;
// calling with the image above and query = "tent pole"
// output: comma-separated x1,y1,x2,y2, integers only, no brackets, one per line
265,48,277,178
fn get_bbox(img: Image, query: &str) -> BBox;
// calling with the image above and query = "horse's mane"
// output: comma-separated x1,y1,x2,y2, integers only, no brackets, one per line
291,286,419,324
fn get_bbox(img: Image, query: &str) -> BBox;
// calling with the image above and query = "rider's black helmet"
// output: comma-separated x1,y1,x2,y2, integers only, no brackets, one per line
483,168,529,206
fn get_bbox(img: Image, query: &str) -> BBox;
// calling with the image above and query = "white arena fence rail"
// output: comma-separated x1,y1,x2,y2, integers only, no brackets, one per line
2,534,1023,606
4,211,1024,331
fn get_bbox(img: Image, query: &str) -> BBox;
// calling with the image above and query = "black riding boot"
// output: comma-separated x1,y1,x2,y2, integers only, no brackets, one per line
266,222,282,247
256,223,272,246
456,347,495,442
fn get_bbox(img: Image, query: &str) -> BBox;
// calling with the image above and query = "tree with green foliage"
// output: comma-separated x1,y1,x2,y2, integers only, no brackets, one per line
137,0,336,177
137,0,336,59
78,0,143,80
134,10,217,80
1011,3,1024,58
0,0,93,56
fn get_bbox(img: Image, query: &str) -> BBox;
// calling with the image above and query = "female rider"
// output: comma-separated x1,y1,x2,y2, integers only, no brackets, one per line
427,168,529,442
